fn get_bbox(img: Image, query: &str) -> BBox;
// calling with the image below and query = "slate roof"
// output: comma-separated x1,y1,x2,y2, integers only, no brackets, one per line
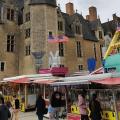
102,15,120,35
62,13,98,41
16,0,99,42
102,21,116,35
62,13,74,37
30,0,56,6
17,0,24,9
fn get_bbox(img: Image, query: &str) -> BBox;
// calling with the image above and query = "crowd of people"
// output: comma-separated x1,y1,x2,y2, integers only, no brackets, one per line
0,89,102,120
35,88,66,120
35,88,102,120
78,90,102,120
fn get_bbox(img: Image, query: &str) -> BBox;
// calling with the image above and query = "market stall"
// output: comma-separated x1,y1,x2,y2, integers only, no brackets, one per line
91,75,120,120
50,72,120,120
2,74,59,112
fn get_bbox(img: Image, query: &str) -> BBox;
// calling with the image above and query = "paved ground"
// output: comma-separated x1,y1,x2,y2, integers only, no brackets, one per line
19,111,65,120
19,111,48,120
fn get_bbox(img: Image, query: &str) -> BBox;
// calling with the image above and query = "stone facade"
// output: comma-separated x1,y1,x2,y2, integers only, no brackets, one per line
0,0,19,80
0,0,105,80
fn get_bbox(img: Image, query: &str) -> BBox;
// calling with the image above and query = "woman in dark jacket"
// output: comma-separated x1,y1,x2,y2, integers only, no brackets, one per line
36,94,46,120
89,93,102,120
0,97,11,120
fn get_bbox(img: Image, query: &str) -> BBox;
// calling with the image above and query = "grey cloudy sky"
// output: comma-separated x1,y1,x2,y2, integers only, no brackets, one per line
57,0,120,23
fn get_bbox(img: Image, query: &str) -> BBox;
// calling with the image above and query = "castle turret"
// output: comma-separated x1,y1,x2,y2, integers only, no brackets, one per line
29,0,58,69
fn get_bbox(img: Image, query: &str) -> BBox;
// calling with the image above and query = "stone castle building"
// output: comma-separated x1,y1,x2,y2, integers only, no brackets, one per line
0,0,105,80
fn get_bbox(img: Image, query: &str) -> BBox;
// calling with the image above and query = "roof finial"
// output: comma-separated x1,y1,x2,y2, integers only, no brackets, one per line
98,15,100,19
76,9,78,13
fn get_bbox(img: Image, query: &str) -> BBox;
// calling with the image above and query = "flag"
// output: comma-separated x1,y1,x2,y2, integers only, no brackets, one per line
48,35,55,40
48,34,69,43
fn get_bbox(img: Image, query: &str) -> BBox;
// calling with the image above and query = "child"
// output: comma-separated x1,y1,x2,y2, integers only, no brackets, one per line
48,104,55,120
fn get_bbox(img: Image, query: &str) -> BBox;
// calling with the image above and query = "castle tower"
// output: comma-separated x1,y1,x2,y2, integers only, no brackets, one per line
19,0,58,74
89,6,97,21
66,2,74,16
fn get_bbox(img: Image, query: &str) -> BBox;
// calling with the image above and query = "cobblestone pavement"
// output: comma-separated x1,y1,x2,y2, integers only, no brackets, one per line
19,112,65,120
19,111,48,120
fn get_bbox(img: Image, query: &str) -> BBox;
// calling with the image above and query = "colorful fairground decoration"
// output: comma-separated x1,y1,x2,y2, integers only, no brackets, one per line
48,34,69,43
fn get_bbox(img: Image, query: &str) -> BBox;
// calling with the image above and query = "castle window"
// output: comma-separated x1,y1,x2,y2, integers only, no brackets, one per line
60,64,64,67
75,25,81,34
58,21,63,31
59,43,64,57
99,31,103,39
25,12,30,22
49,31,52,36
7,35,15,52
77,41,82,57
0,62,5,71
7,8,14,21
25,28,30,38
25,45,31,56
91,30,95,36
0,6,4,23
78,65,83,71
93,43,97,60
11,9,14,21
100,45,103,59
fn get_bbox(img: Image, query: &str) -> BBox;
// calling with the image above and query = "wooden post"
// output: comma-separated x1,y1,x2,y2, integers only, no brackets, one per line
25,84,27,109
43,84,45,99
112,90,119,120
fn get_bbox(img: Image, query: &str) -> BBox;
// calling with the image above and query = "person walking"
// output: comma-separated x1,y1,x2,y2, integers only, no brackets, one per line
51,88,62,120
13,95,20,120
6,100,13,120
89,93,102,120
78,91,89,120
36,94,46,120
0,96,11,120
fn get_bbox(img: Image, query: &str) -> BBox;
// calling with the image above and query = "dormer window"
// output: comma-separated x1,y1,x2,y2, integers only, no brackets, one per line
25,12,30,22
99,31,103,39
7,8,14,21
58,21,63,31
75,25,81,34
0,6,4,23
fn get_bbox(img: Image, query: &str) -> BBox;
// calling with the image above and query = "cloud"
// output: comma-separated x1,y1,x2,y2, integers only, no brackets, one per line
57,0,120,23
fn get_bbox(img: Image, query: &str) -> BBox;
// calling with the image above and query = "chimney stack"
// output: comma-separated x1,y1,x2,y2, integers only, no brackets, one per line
89,6,97,21
66,2,74,16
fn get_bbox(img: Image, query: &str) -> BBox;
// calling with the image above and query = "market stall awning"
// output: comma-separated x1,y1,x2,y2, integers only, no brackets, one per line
3,74,54,84
50,80,90,86
58,72,111,81
91,77,120,85
33,79,57,84
50,72,120,86
8,77,31,84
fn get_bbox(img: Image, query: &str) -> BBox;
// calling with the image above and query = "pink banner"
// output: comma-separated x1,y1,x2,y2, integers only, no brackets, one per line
67,113,80,120
39,69,51,74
